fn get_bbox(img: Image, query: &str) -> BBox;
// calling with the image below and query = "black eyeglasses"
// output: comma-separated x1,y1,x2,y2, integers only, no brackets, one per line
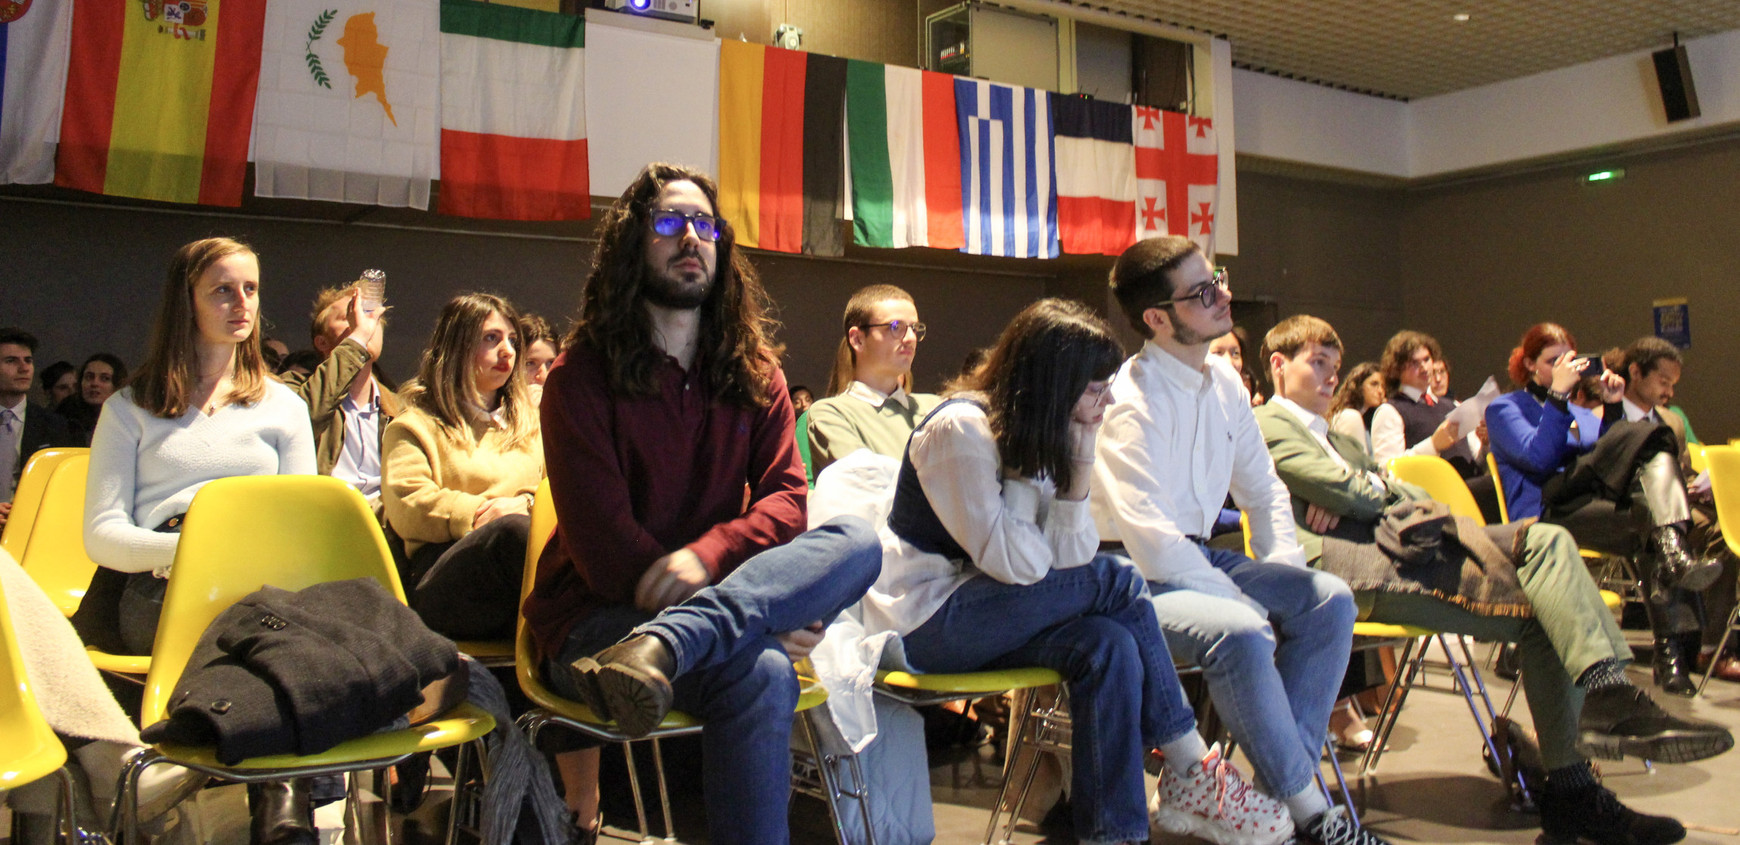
650,209,721,242
860,320,927,341
1158,268,1230,310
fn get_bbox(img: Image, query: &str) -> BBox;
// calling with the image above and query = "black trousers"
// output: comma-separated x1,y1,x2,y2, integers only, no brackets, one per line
407,514,530,640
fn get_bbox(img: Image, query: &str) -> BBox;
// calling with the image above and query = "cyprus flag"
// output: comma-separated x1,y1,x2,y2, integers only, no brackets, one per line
252,0,439,208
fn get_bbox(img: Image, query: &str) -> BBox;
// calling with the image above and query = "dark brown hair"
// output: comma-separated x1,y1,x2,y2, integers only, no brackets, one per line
131,237,269,418
1109,235,1202,339
564,162,781,408
949,299,1124,492
1329,361,1381,419
1378,330,1442,394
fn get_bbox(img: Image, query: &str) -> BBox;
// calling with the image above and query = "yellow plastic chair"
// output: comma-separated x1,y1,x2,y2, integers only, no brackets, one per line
1387,454,1484,521
13,452,153,678
1698,446,1740,696
511,480,855,843
0,579,78,842
113,475,496,842
1,446,86,560
1688,443,1708,476
1485,452,1511,525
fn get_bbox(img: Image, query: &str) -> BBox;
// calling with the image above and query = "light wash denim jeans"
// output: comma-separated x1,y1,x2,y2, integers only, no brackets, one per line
902,554,1198,845
547,517,881,845
1139,544,1355,801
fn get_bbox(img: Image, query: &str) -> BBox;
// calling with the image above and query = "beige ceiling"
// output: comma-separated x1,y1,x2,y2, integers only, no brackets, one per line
1049,0,1740,100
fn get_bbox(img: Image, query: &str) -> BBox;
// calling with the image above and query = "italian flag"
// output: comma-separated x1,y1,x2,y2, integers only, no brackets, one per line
56,0,265,205
845,61,962,250
438,0,588,221
717,39,847,256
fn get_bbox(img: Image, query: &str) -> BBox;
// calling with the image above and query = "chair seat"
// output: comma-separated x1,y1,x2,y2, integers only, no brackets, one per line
1600,590,1622,612
455,639,515,667
87,649,150,675
1352,621,1436,639
875,666,1062,693
149,702,496,773
0,711,66,793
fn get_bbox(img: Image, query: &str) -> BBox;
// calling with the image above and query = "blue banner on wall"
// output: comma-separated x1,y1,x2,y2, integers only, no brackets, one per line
1653,298,1691,349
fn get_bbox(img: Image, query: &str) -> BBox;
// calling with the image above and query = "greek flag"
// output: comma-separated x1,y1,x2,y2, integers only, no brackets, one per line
955,78,1057,259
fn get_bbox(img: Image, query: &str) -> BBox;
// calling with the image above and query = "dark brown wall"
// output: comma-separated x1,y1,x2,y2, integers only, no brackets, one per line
1399,139,1740,442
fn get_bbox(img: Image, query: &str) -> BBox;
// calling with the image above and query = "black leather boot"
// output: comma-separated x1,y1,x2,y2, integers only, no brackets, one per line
1538,781,1686,845
1650,525,1723,593
571,634,676,738
247,778,317,845
1651,635,1697,697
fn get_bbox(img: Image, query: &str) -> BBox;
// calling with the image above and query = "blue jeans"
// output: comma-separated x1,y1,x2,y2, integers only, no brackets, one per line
902,555,1196,845
546,517,881,845
1140,545,1355,800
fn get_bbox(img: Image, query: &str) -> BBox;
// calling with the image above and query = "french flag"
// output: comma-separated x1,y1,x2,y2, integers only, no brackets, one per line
955,78,1057,259
1052,94,1136,256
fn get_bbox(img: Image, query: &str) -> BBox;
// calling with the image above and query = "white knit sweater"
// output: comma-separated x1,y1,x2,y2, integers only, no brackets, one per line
84,382,316,575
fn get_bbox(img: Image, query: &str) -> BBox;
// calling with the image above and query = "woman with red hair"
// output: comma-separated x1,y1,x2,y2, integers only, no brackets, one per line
1486,322,1719,695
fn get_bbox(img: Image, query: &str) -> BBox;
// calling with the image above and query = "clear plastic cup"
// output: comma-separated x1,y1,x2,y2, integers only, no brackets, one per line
358,269,386,316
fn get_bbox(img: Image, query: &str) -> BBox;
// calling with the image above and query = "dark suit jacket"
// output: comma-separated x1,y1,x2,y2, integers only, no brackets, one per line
1254,403,1429,564
11,402,78,491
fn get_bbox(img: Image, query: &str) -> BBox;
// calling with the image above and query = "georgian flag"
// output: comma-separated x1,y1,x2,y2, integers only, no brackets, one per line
1134,105,1217,255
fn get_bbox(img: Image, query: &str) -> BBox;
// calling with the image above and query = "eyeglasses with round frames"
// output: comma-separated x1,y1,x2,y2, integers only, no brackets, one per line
650,209,721,242
1157,268,1230,310
860,320,926,342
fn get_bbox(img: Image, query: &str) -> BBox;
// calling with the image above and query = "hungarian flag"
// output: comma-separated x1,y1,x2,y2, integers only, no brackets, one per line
1134,105,1218,254
253,0,440,209
956,78,1056,259
1052,94,1135,256
717,40,846,256
844,61,961,250
0,0,73,185
56,0,265,205
438,0,587,221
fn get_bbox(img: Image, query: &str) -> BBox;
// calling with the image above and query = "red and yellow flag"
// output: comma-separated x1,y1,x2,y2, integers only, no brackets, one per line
56,0,265,206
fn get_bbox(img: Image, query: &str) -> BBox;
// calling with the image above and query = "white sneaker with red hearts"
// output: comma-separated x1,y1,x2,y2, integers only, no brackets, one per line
1149,743,1294,845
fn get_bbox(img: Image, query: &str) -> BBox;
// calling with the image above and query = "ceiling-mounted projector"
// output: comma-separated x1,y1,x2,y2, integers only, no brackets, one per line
605,0,698,24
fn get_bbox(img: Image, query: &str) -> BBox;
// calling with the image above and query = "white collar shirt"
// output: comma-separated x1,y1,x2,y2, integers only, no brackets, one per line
1091,342,1305,583
1621,397,1659,424
330,380,383,497
845,380,912,412
1,395,24,460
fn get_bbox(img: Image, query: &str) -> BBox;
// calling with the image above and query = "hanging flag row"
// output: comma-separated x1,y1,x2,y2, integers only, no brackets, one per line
2,0,1215,246
724,45,1218,258
2,0,589,220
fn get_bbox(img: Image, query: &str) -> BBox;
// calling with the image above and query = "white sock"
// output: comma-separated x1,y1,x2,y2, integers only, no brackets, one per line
1158,732,1211,775
1283,783,1330,825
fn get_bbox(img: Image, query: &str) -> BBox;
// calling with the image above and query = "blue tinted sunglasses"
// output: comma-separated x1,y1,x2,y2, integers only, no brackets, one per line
650,209,721,242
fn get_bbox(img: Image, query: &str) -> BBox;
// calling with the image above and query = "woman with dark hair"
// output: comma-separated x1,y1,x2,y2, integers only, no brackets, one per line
1487,322,1720,694
1209,326,1263,406
1326,361,1384,456
39,360,76,406
806,284,942,476
518,312,559,399
56,352,128,446
79,237,317,844
383,293,543,641
866,299,1259,845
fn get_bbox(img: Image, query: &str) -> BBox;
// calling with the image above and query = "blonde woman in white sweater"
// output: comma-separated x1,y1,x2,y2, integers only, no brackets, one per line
383,293,543,641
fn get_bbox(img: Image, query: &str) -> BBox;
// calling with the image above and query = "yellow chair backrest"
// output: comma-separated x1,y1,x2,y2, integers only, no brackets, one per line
0,577,69,790
516,479,557,691
2,447,87,560
1689,444,1708,476
139,475,405,726
15,453,101,617
1703,446,1740,560
1485,452,1511,524
1388,454,1485,525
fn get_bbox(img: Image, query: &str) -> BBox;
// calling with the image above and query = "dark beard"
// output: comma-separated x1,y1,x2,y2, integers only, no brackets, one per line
642,258,712,310
1170,321,1226,347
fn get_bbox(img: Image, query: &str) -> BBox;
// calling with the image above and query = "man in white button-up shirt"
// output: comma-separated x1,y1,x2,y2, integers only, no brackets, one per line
1092,236,1373,845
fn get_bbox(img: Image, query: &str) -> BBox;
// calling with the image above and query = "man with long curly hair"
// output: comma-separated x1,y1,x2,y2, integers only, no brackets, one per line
521,163,879,845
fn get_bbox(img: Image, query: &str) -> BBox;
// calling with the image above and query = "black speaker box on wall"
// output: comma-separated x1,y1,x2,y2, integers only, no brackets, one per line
1652,44,1701,123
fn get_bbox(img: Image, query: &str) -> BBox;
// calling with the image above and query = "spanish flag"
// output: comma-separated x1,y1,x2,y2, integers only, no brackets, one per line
717,40,846,256
56,0,265,206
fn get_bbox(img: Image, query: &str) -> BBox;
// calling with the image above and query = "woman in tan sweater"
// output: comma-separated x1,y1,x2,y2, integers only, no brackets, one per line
384,293,543,640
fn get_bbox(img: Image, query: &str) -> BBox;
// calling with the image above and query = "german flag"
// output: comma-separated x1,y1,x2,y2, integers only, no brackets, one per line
717,41,846,256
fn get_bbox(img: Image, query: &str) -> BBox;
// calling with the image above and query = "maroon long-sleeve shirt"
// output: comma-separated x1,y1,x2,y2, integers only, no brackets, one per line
523,342,808,656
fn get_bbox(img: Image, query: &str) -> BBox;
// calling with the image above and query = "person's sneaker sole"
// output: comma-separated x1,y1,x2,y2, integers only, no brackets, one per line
1578,726,1735,764
579,657,673,738
1151,805,1293,845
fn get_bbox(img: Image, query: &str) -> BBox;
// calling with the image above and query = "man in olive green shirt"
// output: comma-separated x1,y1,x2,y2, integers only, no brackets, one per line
806,285,941,475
